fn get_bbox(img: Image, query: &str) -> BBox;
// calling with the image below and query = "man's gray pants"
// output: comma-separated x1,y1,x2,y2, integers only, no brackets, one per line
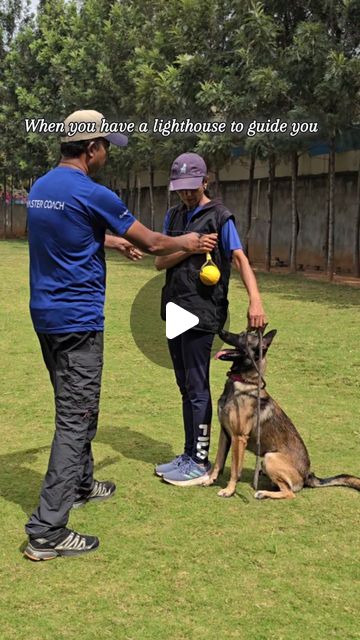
25,331,103,538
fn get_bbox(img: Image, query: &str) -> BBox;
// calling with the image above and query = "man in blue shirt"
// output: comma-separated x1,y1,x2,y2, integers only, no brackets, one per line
24,111,217,561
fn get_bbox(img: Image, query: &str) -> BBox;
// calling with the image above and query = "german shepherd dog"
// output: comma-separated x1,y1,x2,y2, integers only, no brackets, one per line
203,328,360,499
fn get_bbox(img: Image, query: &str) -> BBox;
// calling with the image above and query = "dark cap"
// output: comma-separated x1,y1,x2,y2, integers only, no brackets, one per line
169,153,207,191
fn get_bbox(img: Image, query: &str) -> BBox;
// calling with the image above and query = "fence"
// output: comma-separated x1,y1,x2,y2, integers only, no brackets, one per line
0,202,27,238
1,172,358,273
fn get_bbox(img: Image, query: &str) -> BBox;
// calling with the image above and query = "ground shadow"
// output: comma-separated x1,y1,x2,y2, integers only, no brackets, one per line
0,429,271,517
98,424,270,493
98,424,174,467
0,445,120,518
0,427,174,516
0,446,49,517
216,467,274,490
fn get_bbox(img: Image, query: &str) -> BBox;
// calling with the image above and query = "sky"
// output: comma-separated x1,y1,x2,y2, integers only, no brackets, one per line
29,0,39,12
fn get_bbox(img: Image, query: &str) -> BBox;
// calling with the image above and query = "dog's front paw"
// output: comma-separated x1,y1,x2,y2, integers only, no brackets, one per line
254,491,268,500
217,487,235,498
202,475,216,487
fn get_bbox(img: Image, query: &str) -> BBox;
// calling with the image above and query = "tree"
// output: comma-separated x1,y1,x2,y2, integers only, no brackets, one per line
315,51,360,280
0,0,29,218
234,3,288,270
355,154,360,278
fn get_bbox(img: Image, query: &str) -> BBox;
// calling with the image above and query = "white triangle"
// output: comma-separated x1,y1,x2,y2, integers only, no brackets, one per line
166,302,199,339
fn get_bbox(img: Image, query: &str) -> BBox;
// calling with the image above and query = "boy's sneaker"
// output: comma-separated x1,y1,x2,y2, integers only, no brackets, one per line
154,453,190,477
72,480,116,509
24,528,99,561
162,457,211,486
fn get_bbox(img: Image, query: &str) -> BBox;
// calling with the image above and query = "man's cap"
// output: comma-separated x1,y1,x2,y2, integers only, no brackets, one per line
169,153,207,191
61,109,128,147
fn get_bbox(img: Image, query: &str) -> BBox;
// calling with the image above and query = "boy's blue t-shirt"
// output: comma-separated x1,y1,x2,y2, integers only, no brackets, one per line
163,205,243,258
27,166,136,333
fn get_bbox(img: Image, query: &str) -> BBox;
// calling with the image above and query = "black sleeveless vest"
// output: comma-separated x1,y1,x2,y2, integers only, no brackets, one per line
161,199,234,333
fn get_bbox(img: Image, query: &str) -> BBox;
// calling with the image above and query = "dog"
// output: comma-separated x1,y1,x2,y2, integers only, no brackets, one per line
203,328,360,499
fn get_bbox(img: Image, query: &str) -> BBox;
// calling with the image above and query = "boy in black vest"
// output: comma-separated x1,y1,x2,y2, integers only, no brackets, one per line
154,153,267,486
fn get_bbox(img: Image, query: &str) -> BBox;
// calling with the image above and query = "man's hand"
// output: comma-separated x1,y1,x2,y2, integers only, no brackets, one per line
181,232,218,254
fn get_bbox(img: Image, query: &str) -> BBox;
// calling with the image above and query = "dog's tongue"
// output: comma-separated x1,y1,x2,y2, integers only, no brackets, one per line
214,349,230,360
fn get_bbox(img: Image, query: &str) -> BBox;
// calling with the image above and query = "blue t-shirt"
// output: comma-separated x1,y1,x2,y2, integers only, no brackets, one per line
27,166,136,333
163,205,243,258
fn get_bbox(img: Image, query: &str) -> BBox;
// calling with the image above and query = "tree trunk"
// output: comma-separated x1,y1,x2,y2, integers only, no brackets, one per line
214,167,220,197
10,174,14,236
124,173,130,207
130,172,136,214
323,169,330,270
244,149,255,257
354,158,360,278
136,174,141,222
326,138,335,281
290,151,299,273
25,176,31,235
148,163,155,231
3,170,7,238
265,152,275,272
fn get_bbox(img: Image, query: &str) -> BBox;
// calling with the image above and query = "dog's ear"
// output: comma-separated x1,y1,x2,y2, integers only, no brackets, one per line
262,329,277,350
219,328,245,347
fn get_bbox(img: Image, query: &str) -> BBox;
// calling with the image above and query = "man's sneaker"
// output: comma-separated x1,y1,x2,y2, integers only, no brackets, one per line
162,457,211,486
72,480,116,509
154,453,190,478
24,528,99,561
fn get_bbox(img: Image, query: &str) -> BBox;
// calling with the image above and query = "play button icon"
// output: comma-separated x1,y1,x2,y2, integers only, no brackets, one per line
130,273,230,368
166,302,199,339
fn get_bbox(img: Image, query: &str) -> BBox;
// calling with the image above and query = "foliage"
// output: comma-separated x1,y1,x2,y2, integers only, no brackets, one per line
0,0,359,274
0,0,359,184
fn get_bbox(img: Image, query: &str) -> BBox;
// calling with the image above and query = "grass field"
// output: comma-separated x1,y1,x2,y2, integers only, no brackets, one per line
0,239,360,640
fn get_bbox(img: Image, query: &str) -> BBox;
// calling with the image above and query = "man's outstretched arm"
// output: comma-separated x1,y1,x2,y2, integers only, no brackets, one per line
123,220,218,256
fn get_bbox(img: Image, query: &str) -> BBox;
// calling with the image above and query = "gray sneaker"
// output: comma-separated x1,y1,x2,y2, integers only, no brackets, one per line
154,454,190,477
72,480,116,509
24,528,99,561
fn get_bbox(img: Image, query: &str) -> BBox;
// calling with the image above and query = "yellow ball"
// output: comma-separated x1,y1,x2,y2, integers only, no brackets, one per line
200,264,221,286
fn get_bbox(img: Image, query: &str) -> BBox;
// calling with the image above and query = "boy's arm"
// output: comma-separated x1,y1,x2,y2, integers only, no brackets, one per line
104,234,143,261
232,249,267,328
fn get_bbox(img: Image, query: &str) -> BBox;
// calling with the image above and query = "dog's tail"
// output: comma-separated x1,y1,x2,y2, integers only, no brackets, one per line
305,472,360,491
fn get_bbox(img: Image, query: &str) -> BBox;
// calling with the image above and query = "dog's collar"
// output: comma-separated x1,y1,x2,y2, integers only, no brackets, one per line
227,371,264,388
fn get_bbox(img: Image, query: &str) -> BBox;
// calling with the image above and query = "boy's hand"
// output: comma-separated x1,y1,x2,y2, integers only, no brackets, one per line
247,299,267,329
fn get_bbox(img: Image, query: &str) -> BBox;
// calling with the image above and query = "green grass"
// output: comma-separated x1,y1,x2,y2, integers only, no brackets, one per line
0,239,360,640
